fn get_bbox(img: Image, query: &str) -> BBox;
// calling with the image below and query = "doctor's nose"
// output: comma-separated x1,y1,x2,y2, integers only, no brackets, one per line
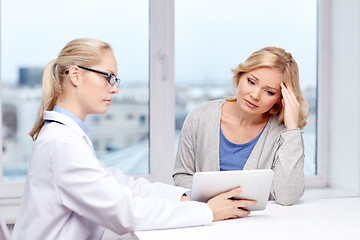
110,84,119,94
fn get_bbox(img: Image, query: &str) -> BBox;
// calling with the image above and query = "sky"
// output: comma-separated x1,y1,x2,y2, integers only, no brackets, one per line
1,0,317,88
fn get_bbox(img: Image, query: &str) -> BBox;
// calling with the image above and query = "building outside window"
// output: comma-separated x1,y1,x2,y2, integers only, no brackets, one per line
174,0,318,176
1,0,318,190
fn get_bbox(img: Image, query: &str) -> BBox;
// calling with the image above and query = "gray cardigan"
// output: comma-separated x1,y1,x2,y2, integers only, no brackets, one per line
173,99,305,206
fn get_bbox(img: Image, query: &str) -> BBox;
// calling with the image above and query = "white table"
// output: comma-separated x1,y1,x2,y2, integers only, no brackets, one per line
133,197,360,240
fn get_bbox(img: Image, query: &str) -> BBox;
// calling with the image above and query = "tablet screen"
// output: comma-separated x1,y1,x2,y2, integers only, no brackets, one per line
190,169,274,211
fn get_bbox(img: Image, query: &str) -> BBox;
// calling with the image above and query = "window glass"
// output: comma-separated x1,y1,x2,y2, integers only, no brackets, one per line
175,0,317,175
1,0,150,181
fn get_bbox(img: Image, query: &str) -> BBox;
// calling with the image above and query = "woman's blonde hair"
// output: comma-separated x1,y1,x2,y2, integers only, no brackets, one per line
229,46,308,129
29,38,113,140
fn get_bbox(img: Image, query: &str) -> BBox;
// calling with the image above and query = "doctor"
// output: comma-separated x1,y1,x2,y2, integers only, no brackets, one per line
12,38,257,240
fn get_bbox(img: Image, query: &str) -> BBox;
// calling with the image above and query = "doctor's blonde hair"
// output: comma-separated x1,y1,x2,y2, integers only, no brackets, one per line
29,38,113,140
228,47,308,129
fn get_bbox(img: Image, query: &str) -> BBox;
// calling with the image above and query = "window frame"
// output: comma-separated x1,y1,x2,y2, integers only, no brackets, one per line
304,0,360,197
304,0,330,188
146,0,175,184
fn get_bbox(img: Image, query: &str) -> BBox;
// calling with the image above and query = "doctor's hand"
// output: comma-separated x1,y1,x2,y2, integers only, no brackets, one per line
281,82,300,130
207,187,257,221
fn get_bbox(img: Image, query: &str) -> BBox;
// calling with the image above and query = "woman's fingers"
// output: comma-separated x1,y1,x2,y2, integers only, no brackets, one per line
280,82,300,129
281,82,298,106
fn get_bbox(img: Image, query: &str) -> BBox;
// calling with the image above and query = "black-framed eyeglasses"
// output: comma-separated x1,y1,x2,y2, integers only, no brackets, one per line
65,65,121,87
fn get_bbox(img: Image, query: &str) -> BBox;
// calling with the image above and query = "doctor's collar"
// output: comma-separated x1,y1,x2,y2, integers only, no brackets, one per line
53,106,90,137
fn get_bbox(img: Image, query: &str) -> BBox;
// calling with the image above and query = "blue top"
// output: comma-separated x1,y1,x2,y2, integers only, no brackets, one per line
219,126,264,171
53,106,90,137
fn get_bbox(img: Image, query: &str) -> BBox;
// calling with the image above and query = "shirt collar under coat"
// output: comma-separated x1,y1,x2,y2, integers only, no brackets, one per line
53,106,90,137
43,111,93,147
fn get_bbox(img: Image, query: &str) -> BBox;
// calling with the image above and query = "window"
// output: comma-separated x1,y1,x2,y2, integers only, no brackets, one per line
174,0,318,176
1,1,150,183
0,1,175,206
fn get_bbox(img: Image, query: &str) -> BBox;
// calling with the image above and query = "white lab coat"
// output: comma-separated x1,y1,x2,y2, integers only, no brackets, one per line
12,111,213,240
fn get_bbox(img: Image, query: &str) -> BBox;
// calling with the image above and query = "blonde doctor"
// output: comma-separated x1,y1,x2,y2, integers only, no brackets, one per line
12,38,257,240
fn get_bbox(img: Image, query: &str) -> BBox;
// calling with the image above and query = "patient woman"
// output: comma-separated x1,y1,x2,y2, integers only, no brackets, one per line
173,47,308,206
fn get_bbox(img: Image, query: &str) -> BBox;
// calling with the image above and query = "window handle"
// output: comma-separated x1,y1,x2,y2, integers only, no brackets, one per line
158,50,168,81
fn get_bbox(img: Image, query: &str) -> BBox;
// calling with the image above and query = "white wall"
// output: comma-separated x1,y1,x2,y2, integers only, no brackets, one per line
328,0,360,193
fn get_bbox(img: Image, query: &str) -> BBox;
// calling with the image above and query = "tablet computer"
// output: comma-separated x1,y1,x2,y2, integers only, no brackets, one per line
190,169,274,211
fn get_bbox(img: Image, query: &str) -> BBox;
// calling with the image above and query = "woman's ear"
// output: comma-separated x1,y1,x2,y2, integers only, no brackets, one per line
67,66,80,87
